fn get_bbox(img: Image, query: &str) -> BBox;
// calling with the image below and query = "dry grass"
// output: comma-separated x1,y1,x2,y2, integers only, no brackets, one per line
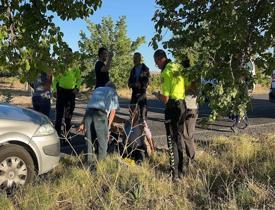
253,84,269,94
1,134,275,209
0,77,32,106
117,88,132,99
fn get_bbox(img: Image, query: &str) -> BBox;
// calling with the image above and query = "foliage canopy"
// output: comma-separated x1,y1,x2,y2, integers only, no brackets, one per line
152,0,275,119
0,0,102,81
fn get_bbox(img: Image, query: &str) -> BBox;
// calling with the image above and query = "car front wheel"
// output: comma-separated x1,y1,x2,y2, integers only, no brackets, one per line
0,144,35,189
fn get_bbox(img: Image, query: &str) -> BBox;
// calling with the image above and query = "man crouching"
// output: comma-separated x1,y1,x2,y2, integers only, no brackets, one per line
77,81,119,163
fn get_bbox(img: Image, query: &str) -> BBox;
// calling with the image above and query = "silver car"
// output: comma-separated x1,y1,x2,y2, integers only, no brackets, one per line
0,104,60,189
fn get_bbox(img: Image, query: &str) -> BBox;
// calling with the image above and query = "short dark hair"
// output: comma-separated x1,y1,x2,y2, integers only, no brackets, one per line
154,49,167,59
182,56,190,68
98,47,107,56
134,52,141,57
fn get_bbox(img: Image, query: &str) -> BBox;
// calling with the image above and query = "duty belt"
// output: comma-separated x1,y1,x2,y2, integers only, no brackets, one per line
166,98,185,108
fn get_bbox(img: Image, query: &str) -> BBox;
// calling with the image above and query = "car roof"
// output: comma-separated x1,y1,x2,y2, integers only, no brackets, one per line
0,103,49,125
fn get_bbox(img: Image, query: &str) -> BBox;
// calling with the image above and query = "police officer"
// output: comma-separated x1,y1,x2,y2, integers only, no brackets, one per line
52,56,81,137
153,49,186,181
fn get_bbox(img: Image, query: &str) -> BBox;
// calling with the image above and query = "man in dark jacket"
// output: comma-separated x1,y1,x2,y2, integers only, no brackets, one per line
128,52,150,121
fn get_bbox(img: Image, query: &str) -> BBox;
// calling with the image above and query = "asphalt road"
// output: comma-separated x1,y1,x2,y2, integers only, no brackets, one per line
60,93,275,154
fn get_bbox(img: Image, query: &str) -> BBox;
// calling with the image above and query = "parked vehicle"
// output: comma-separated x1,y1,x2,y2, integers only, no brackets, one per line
0,104,60,189
269,70,275,102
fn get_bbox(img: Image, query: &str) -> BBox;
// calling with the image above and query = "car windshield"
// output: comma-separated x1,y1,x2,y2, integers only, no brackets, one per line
0,104,49,125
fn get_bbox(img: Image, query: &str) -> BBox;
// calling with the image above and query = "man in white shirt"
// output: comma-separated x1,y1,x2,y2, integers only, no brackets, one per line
77,81,119,163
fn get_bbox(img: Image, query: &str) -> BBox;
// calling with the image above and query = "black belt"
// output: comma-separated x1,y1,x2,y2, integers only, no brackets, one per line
90,108,107,115
169,98,184,102
166,99,185,109
57,86,74,92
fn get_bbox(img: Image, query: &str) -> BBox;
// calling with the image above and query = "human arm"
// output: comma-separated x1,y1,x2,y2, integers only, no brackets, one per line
152,70,171,104
152,91,169,104
52,74,60,94
128,68,135,89
77,123,85,133
140,64,150,91
108,91,119,127
77,108,89,133
108,109,116,128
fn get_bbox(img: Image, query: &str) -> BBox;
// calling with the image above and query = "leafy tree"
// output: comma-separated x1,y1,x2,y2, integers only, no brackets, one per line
79,16,145,88
0,0,102,81
152,0,275,120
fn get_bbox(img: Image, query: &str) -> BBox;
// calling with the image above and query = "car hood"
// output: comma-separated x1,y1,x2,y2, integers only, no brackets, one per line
0,103,50,125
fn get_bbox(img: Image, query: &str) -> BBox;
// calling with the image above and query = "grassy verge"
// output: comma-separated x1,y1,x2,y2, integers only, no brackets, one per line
1,134,275,209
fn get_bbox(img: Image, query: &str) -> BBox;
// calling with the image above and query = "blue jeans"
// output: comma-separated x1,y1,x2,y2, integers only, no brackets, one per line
32,96,51,117
85,108,108,163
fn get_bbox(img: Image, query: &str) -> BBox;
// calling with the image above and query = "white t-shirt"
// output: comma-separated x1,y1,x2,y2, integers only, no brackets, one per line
185,95,198,110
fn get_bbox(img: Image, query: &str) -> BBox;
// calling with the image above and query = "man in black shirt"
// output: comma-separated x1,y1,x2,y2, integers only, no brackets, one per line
95,47,113,88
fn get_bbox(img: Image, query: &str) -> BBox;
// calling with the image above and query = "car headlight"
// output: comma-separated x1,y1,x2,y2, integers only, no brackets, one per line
34,123,55,136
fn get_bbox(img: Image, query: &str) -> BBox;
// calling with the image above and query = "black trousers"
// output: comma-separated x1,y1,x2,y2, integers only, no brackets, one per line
32,96,51,117
130,91,147,121
164,99,186,178
55,87,75,135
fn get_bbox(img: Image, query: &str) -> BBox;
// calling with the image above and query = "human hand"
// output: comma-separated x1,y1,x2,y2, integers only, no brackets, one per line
152,91,160,99
73,88,79,95
77,123,85,133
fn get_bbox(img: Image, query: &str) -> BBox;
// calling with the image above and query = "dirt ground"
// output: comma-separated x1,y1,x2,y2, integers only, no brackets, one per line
0,77,32,107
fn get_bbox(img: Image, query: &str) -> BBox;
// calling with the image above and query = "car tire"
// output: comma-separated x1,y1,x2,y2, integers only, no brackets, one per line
0,144,35,189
